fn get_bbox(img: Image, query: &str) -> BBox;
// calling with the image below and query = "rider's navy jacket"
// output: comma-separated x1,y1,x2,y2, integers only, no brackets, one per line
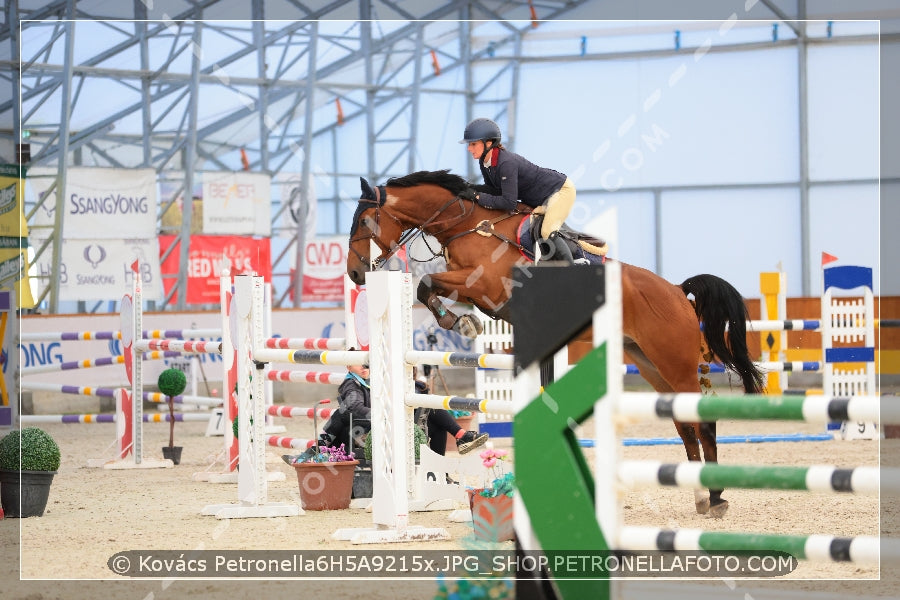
474,147,567,212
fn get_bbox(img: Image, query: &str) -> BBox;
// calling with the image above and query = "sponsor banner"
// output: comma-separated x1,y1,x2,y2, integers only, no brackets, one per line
0,248,35,308
2,288,17,423
277,174,316,240
30,167,157,239
18,303,472,387
202,172,271,236
159,235,272,305
300,237,348,303
0,164,29,238
297,239,407,304
0,164,35,307
18,311,226,388
30,237,162,302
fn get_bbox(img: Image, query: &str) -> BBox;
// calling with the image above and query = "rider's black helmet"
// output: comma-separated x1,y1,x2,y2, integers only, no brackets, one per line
459,118,501,144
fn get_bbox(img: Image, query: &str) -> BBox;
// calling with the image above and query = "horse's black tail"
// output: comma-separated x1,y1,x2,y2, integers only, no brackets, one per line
681,274,765,394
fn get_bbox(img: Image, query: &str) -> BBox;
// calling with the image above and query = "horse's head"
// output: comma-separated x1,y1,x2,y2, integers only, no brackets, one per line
346,177,406,285
346,170,475,285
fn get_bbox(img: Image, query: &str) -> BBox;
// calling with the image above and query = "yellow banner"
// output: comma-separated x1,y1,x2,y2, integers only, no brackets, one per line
0,164,35,308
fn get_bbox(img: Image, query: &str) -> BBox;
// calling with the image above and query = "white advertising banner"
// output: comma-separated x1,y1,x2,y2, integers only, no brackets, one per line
29,167,158,239
31,237,162,302
278,173,316,239
202,171,271,236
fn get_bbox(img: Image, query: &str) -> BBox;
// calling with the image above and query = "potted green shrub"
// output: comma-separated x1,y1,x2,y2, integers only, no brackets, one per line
0,427,61,517
158,367,187,465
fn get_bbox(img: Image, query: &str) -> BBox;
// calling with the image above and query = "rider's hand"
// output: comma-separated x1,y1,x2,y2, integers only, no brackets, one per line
458,187,478,202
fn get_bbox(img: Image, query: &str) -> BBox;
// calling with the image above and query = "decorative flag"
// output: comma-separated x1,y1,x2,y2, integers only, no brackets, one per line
430,49,441,76
821,252,838,266
335,98,345,126
240,148,250,171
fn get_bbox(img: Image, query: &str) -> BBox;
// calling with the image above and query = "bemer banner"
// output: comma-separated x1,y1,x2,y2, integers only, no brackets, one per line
201,171,271,236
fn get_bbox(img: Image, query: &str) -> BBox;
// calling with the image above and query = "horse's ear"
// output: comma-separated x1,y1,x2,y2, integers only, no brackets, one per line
360,177,375,200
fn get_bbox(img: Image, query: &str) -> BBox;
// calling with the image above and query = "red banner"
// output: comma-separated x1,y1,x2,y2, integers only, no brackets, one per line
159,235,272,305
296,237,349,303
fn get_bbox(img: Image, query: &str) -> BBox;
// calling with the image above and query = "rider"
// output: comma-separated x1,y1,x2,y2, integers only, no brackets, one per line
460,117,576,263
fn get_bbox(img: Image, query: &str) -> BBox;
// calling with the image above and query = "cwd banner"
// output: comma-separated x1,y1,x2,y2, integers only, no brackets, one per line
300,236,350,303
29,167,158,239
202,172,271,236
30,236,162,302
159,234,272,305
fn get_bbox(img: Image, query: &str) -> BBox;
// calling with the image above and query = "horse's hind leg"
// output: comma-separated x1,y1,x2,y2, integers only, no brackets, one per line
698,421,727,518
625,341,712,515
672,421,712,515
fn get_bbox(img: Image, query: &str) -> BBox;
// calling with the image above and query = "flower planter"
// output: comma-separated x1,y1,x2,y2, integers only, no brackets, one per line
0,469,56,518
468,488,514,542
291,460,359,510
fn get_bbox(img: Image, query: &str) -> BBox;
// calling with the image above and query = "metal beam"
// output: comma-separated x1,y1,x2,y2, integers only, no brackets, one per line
253,0,269,171
47,1,76,313
293,21,318,308
175,21,203,311
759,0,802,38
797,1,811,296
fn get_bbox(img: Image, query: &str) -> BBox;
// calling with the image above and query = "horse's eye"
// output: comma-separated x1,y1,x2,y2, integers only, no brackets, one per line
362,216,376,232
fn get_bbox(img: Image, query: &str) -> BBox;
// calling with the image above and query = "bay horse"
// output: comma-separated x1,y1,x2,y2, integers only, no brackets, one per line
346,169,764,518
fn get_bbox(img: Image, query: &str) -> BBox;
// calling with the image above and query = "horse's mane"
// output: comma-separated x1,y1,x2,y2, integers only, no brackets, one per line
386,169,471,196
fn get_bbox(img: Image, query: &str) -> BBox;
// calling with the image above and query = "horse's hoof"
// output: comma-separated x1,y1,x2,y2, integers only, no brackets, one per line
694,490,710,514
694,497,710,515
708,500,729,519
454,314,483,338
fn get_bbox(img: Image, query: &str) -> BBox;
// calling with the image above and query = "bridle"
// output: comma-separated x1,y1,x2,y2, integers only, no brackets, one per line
347,186,404,270
348,185,477,270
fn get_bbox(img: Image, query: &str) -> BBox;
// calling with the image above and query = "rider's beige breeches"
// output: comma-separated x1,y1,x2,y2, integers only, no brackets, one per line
540,177,576,238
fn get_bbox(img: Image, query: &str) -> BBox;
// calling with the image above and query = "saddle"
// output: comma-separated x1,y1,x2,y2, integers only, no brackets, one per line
523,209,608,262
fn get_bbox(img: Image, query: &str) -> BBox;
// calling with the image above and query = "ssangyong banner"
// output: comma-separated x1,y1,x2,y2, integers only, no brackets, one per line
30,237,162,302
301,236,349,303
159,234,272,305
201,172,271,236
30,167,158,239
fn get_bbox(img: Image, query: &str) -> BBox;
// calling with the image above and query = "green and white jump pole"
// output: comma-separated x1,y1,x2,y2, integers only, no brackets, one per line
510,261,900,600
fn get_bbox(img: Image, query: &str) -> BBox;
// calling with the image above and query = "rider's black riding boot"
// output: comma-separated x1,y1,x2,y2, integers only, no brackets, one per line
547,231,574,264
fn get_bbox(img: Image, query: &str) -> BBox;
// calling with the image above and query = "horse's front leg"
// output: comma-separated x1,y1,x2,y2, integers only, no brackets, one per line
416,271,487,338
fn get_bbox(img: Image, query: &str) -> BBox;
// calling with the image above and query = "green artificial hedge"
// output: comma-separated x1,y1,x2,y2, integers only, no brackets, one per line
0,427,62,471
